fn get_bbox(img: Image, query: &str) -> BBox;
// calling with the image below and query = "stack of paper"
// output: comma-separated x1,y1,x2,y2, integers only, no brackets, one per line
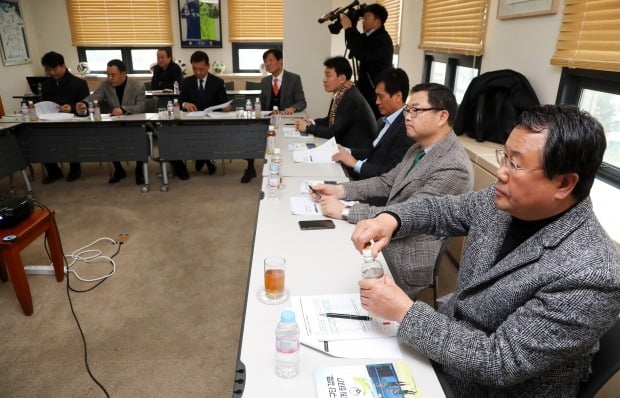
282,126,312,139
292,137,338,163
291,294,402,359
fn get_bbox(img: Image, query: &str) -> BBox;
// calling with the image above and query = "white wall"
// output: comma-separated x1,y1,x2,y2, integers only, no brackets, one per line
0,0,568,113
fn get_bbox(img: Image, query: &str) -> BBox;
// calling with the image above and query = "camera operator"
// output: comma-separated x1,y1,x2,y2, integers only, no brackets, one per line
340,3,393,118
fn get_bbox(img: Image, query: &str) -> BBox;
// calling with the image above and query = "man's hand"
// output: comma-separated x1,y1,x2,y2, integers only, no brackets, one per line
295,118,310,132
111,107,124,116
340,13,353,29
332,146,357,168
351,213,398,257
184,102,198,112
319,196,346,219
359,275,414,322
75,102,87,112
283,107,296,115
310,183,344,199
58,104,71,113
222,104,232,112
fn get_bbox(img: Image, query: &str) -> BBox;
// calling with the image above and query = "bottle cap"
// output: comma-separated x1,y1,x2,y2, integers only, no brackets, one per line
281,310,296,323
362,243,374,261
273,106,279,110
273,148,280,154
268,125,275,130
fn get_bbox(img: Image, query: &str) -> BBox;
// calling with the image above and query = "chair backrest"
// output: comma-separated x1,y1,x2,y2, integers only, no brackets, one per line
577,319,620,398
144,98,158,113
431,237,453,309
225,81,234,91
245,81,261,90
143,81,152,90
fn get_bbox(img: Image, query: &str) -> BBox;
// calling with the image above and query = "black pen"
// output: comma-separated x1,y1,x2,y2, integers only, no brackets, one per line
321,313,372,321
308,185,322,200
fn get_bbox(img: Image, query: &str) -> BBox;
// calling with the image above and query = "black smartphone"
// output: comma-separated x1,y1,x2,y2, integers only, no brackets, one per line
299,220,336,230
306,143,317,149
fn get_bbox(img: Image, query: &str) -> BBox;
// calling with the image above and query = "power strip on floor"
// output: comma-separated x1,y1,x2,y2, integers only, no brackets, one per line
24,265,55,275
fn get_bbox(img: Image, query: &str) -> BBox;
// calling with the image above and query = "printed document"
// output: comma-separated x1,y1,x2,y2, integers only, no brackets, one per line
292,137,338,163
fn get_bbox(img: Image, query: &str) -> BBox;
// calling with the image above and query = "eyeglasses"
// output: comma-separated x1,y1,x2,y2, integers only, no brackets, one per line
403,105,444,116
495,149,543,174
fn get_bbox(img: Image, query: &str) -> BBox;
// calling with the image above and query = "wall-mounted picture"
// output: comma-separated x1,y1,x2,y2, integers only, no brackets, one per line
0,0,31,65
497,0,558,20
178,0,222,48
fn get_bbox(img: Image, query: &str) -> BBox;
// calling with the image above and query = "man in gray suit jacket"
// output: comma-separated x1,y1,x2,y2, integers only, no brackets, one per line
313,83,473,296
353,105,620,397
77,59,146,184
241,49,307,183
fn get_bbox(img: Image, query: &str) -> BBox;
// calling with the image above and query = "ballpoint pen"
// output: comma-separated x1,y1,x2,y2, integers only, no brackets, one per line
308,185,322,200
320,313,372,321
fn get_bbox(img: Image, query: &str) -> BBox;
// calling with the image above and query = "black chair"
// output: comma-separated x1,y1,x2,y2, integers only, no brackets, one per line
245,81,262,90
430,237,453,310
577,319,620,398
224,81,234,91
143,81,152,90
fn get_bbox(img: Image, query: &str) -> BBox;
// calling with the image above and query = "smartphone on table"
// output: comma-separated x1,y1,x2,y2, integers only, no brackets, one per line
298,220,336,230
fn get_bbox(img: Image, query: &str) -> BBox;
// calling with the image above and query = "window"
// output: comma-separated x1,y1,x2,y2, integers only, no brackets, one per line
77,47,160,74
557,68,620,188
228,0,283,73
422,53,481,103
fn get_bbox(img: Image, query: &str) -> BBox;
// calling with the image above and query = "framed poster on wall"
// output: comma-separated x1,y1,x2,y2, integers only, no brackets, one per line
497,0,558,20
0,0,31,65
178,0,223,48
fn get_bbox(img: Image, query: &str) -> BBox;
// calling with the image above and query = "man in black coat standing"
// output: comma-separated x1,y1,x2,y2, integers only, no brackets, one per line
341,3,393,118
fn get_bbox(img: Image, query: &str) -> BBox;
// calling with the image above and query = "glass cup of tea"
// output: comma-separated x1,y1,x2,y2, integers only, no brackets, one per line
236,106,245,118
264,256,286,300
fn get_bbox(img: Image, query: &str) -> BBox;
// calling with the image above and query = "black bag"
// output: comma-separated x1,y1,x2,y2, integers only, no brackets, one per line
454,69,540,144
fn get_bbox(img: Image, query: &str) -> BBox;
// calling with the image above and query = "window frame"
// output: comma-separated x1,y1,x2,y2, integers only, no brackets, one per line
77,46,163,74
422,52,481,92
556,68,620,188
231,42,282,74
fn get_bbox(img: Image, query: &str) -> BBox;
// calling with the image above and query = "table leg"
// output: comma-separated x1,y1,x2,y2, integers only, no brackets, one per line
3,249,33,316
45,214,65,283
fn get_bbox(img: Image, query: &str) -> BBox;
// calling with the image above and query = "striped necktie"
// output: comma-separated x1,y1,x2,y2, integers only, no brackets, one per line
406,150,426,175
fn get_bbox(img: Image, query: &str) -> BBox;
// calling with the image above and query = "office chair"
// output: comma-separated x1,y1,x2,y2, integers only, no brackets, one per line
430,237,453,310
245,81,262,90
577,319,620,398
224,81,234,91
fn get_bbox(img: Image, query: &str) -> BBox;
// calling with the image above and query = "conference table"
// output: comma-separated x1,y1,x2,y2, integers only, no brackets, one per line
0,123,32,196
236,129,446,397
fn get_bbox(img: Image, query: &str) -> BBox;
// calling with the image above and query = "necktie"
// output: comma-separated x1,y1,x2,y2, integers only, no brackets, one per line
406,150,426,175
198,79,205,97
273,77,279,96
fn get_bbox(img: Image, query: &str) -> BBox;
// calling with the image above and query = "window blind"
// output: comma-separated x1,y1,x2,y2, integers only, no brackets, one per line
419,0,489,56
228,0,283,42
377,0,402,50
550,0,620,72
66,0,172,46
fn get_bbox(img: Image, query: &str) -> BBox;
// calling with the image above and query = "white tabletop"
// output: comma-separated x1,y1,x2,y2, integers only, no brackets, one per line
239,176,445,397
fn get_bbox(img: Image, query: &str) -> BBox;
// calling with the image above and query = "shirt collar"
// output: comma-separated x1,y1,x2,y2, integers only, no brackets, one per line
384,106,404,125
272,71,283,82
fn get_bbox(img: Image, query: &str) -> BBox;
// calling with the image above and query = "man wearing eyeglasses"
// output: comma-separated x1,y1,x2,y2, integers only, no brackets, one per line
311,83,473,297
353,105,620,397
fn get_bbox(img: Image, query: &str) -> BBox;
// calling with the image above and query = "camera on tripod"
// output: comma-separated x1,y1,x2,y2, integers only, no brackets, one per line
318,0,367,35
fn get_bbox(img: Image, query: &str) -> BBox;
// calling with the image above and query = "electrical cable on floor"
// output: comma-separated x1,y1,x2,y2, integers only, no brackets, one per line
36,199,114,397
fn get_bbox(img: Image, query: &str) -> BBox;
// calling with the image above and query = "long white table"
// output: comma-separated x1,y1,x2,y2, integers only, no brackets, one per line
238,165,445,395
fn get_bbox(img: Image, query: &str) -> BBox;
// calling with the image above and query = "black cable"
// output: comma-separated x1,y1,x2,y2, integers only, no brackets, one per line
38,203,111,397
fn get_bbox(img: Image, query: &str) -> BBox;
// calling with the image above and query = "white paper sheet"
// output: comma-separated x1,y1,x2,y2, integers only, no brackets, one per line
187,100,234,117
290,196,322,216
292,137,338,163
282,126,312,139
34,101,60,114
37,113,75,121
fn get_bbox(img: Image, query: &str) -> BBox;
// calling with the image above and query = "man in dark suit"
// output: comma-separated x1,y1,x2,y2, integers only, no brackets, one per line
39,51,90,184
151,47,183,91
313,83,473,297
332,67,413,180
341,3,393,118
295,56,376,153
239,49,307,183
178,50,231,178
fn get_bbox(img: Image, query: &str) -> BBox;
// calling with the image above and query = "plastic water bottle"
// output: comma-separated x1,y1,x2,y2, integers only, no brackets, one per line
173,99,181,120
20,102,28,121
275,310,300,378
272,147,282,172
93,100,101,121
88,101,95,121
361,243,384,282
267,163,281,200
270,106,280,128
167,100,174,119
27,101,38,121
254,97,262,119
173,80,179,95
245,98,253,119
266,124,276,155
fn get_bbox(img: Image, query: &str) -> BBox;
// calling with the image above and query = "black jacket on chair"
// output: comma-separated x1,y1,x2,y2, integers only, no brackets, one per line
454,69,540,144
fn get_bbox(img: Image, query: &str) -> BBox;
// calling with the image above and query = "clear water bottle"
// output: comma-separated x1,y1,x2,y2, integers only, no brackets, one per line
88,101,95,121
270,106,281,128
275,310,299,378
245,98,253,119
361,243,384,282
20,102,28,121
173,80,179,95
93,100,101,121
266,124,276,155
173,99,181,120
272,147,282,172
267,163,281,200
167,100,174,119
27,101,38,121
254,97,262,119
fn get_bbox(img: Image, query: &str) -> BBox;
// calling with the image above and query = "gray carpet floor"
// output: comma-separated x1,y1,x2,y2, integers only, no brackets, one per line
1,160,261,397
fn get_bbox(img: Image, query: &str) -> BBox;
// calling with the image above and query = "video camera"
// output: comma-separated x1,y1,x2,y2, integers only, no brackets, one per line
318,0,367,35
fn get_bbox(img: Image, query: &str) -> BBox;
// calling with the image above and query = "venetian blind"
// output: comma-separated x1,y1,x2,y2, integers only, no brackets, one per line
377,0,402,50
550,0,620,72
228,0,283,42
66,0,172,46
419,0,489,56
